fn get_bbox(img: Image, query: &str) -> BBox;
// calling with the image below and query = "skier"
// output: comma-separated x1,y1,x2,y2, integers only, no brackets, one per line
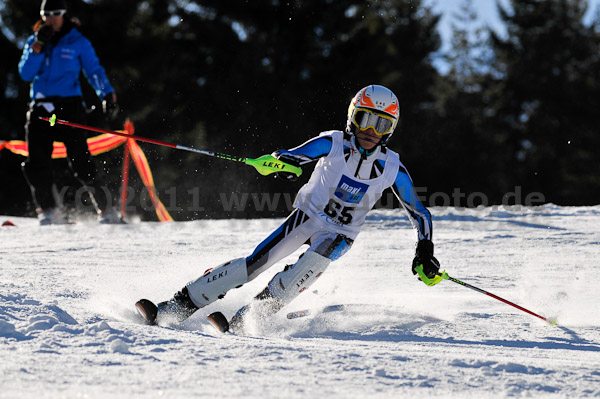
136,85,441,331
18,0,122,225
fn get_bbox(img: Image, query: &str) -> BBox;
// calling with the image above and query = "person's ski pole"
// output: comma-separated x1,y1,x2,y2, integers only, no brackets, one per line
414,265,557,325
39,114,302,178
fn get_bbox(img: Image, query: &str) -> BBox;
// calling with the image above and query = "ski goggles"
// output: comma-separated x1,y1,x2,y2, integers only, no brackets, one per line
351,108,395,135
41,9,67,17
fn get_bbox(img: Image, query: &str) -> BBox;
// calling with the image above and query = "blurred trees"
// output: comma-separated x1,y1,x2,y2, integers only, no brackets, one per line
428,0,501,204
0,0,599,220
488,0,600,204
431,0,600,206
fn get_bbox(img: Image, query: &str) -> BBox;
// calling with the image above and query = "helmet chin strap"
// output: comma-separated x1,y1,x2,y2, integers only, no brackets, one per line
352,126,384,154
352,134,377,156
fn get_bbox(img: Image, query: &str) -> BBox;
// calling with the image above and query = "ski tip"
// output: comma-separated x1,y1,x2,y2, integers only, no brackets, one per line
207,312,230,333
2,220,16,227
286,305,345,319
546,316,558,326
135,299,158,325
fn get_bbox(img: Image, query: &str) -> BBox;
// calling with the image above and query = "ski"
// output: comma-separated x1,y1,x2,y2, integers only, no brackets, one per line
135,299,158,325
207,311,230,333
286,304,346,319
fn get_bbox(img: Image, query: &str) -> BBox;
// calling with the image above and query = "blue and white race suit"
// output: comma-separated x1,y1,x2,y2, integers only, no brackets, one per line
185,130,433,310
290,130,431,239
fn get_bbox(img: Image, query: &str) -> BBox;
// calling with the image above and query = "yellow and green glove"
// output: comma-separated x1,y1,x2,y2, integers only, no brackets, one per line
411,239,445,286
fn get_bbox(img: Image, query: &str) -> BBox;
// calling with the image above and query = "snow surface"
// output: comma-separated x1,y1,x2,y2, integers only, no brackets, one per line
1,204,599,398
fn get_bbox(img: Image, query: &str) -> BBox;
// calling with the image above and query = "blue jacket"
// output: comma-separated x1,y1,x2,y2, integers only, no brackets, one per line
19,26,114,100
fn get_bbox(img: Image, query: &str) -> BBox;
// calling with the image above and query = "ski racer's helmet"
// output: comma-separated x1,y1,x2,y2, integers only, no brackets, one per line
346,85,400,146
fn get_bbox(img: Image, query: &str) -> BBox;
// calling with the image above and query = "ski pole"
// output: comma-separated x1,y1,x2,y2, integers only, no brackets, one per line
39,114,302,178
414,266,557,325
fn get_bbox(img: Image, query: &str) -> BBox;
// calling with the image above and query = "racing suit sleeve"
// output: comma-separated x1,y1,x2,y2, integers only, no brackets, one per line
272,133,334,166
391,164,432,241
79,36,114,99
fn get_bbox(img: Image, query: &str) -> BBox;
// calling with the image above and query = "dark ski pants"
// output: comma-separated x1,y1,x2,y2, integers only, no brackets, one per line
22,98,111,212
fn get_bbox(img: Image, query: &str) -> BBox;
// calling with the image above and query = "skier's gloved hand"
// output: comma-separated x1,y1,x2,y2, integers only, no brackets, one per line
273,152,301,181
32,24,54,53
411,239,442,286
102,92,119,121
276,172,298,181
274,153,301,167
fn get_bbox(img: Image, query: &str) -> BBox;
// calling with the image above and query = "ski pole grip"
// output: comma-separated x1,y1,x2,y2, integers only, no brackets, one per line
246,154,302,177
414,264,447,286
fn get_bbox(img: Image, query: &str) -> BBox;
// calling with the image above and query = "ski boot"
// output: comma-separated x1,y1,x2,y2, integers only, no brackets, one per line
99,208,126,224
38,207,70,226
136,287,199,325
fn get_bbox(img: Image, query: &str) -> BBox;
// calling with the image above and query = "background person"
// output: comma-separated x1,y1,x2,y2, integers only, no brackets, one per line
18,0,121,225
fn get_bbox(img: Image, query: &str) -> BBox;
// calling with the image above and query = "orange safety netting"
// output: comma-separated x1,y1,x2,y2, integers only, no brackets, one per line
0,133,127,158
0,124,173,222
126,138,173,222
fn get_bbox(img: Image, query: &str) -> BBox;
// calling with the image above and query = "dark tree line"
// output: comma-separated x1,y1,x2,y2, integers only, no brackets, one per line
1,0,599,220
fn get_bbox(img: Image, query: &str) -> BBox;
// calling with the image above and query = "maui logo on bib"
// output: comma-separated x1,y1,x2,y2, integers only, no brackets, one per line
334,175,369,203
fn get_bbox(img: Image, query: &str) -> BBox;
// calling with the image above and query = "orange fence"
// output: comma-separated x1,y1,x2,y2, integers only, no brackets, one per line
0,121,173,222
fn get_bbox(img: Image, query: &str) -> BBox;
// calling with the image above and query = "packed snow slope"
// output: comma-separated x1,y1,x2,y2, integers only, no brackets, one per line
1,204,599,399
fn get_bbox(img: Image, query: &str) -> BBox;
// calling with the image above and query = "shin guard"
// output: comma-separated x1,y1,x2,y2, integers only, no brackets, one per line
267,251,330,305
185,258,248,308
